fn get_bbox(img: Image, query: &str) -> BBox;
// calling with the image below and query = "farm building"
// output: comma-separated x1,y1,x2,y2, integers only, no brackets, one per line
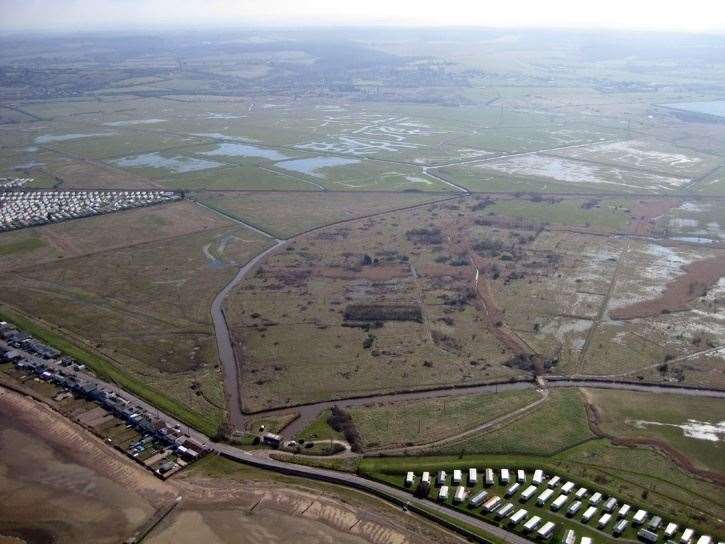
496,503,514,519
405,472,414,486
536,488,554,506
509,508,528,526
551,494,568,511
505,482,521,497
589,492,602,505
437,485,449,501
523,515,542,532
468,467,477,485
548,475,561,488
582,506,598,523
469,490,488,507
563,529,576,544
664,523,679,538
598,513,612,529
532,469,544,485
567,501,582,516
517,469,526,482
537,521,556,540
521,485,538,501
638,529,658,543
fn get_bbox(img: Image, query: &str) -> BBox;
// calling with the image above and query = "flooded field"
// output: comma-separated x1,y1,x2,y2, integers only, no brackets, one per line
277,156,360,177
663,100,725,119
202,142,290,160
35,132,116,144
112,152,223,173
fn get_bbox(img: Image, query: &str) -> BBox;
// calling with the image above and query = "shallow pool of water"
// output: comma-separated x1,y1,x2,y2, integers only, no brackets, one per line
663,100,725,118
35,132,116,144
111,152,223,173
276,156,359,177
202,143,289,161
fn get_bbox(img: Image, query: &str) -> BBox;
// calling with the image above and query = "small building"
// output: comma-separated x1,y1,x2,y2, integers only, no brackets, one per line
421,471,431,488
537,521,556,540
551,494,568,511
649,516,662,531
438,485,449,501
517,469,526,482
638,529,658,543
582,506,598,523
452,469,462,485
575,487,588,499
580,538,592,544
537,488,554,506
614,519,629,536
633,509,648,525
482,496,502,513
532,469,544,485
437,470,447,486
469,490,488,507
500,468,510,484
680,528,694,544
567,501,582,516
405,472,415,487
468,467,478,485
563,529,576,544
598,513,612,529
604,497,618,513
509,508,528,526
695,537,712,544
454,485,466,503
548,475,561,488
521,485,538,502
664,523,679,538
505,482,521,497
619,504,631,518
485,468,494,486
523,515,542,532
561,481,575,494
496,503,514,519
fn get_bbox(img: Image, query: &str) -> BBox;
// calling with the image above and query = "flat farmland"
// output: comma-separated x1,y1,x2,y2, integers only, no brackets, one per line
196,191,448,238
0,202,273,433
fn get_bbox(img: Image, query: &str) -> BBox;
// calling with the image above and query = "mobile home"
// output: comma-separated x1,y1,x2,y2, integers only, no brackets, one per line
538,521,556,540
421,472,430,487
469,490,488,507
619,504,631,518
695,537,712,544
561,481,575,494
521,485,538,501
582,506,598,523
551,494,568,511
598,513,612,529
496,503,514,519
581,538,592,544
438,485,449,501
567,501,582,517
563,529,576,544
533,469,544,485
633,509,648,525
509,508,528,526
548,475,561,488
681,529,694,544
405,472,414,487
638,529,658,543
575,487,588,499
649,516,662,531
523,515,542,532
537,489,554,506
437,470,447,486
589,492,602,505
468,467,478,485
500,468,510,484
454,485,466,504
614,519,629,536
453,469,462,485
517,469,526,482
604,497,617,513
485,468,495,485
506,482,521,497
664,523,678,538
483,496,502,513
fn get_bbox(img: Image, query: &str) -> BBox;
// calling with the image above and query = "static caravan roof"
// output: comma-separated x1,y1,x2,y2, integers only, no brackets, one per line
649,516,662,530
483,496,502,512
468,467,477,483
452,469,462,484
438,485,449,501
521,485,538,501
536,488,554,505
567,501,582,516
437,471,447,485
454,486,466,503
561,481,575,494
552,494,568,511
681,529,694,543
537,521,556,539
500,468,510,482
664,523,679,537
510,508,528,525
548,475,561,488
582,506,598,522
619,504,631,517
405,472,414,485
421,472,430,485
517,469,526,482
638,529,658,543
614,519,629,535
533,469,544,484
696,537,712,544
506,482,521,497
563,529,576,544
575,487,588,498
523,515,542,532
604,497,617,512
496,503,514,519
580,538,592,544
469,490,488,507
598,513,612,528
633,509,648,524
485,468,494,484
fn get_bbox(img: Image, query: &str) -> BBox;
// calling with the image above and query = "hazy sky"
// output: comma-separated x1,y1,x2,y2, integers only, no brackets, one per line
2,0,724,33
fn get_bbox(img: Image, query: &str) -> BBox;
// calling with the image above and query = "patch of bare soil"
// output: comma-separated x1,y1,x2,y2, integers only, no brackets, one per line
0,387,174,544
629,198,680,236
153,473,463,544
582,391,725,486
610,254,725,320
315,264,412,281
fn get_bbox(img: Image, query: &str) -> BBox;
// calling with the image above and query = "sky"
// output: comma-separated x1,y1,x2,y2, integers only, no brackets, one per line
1,0,724,33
